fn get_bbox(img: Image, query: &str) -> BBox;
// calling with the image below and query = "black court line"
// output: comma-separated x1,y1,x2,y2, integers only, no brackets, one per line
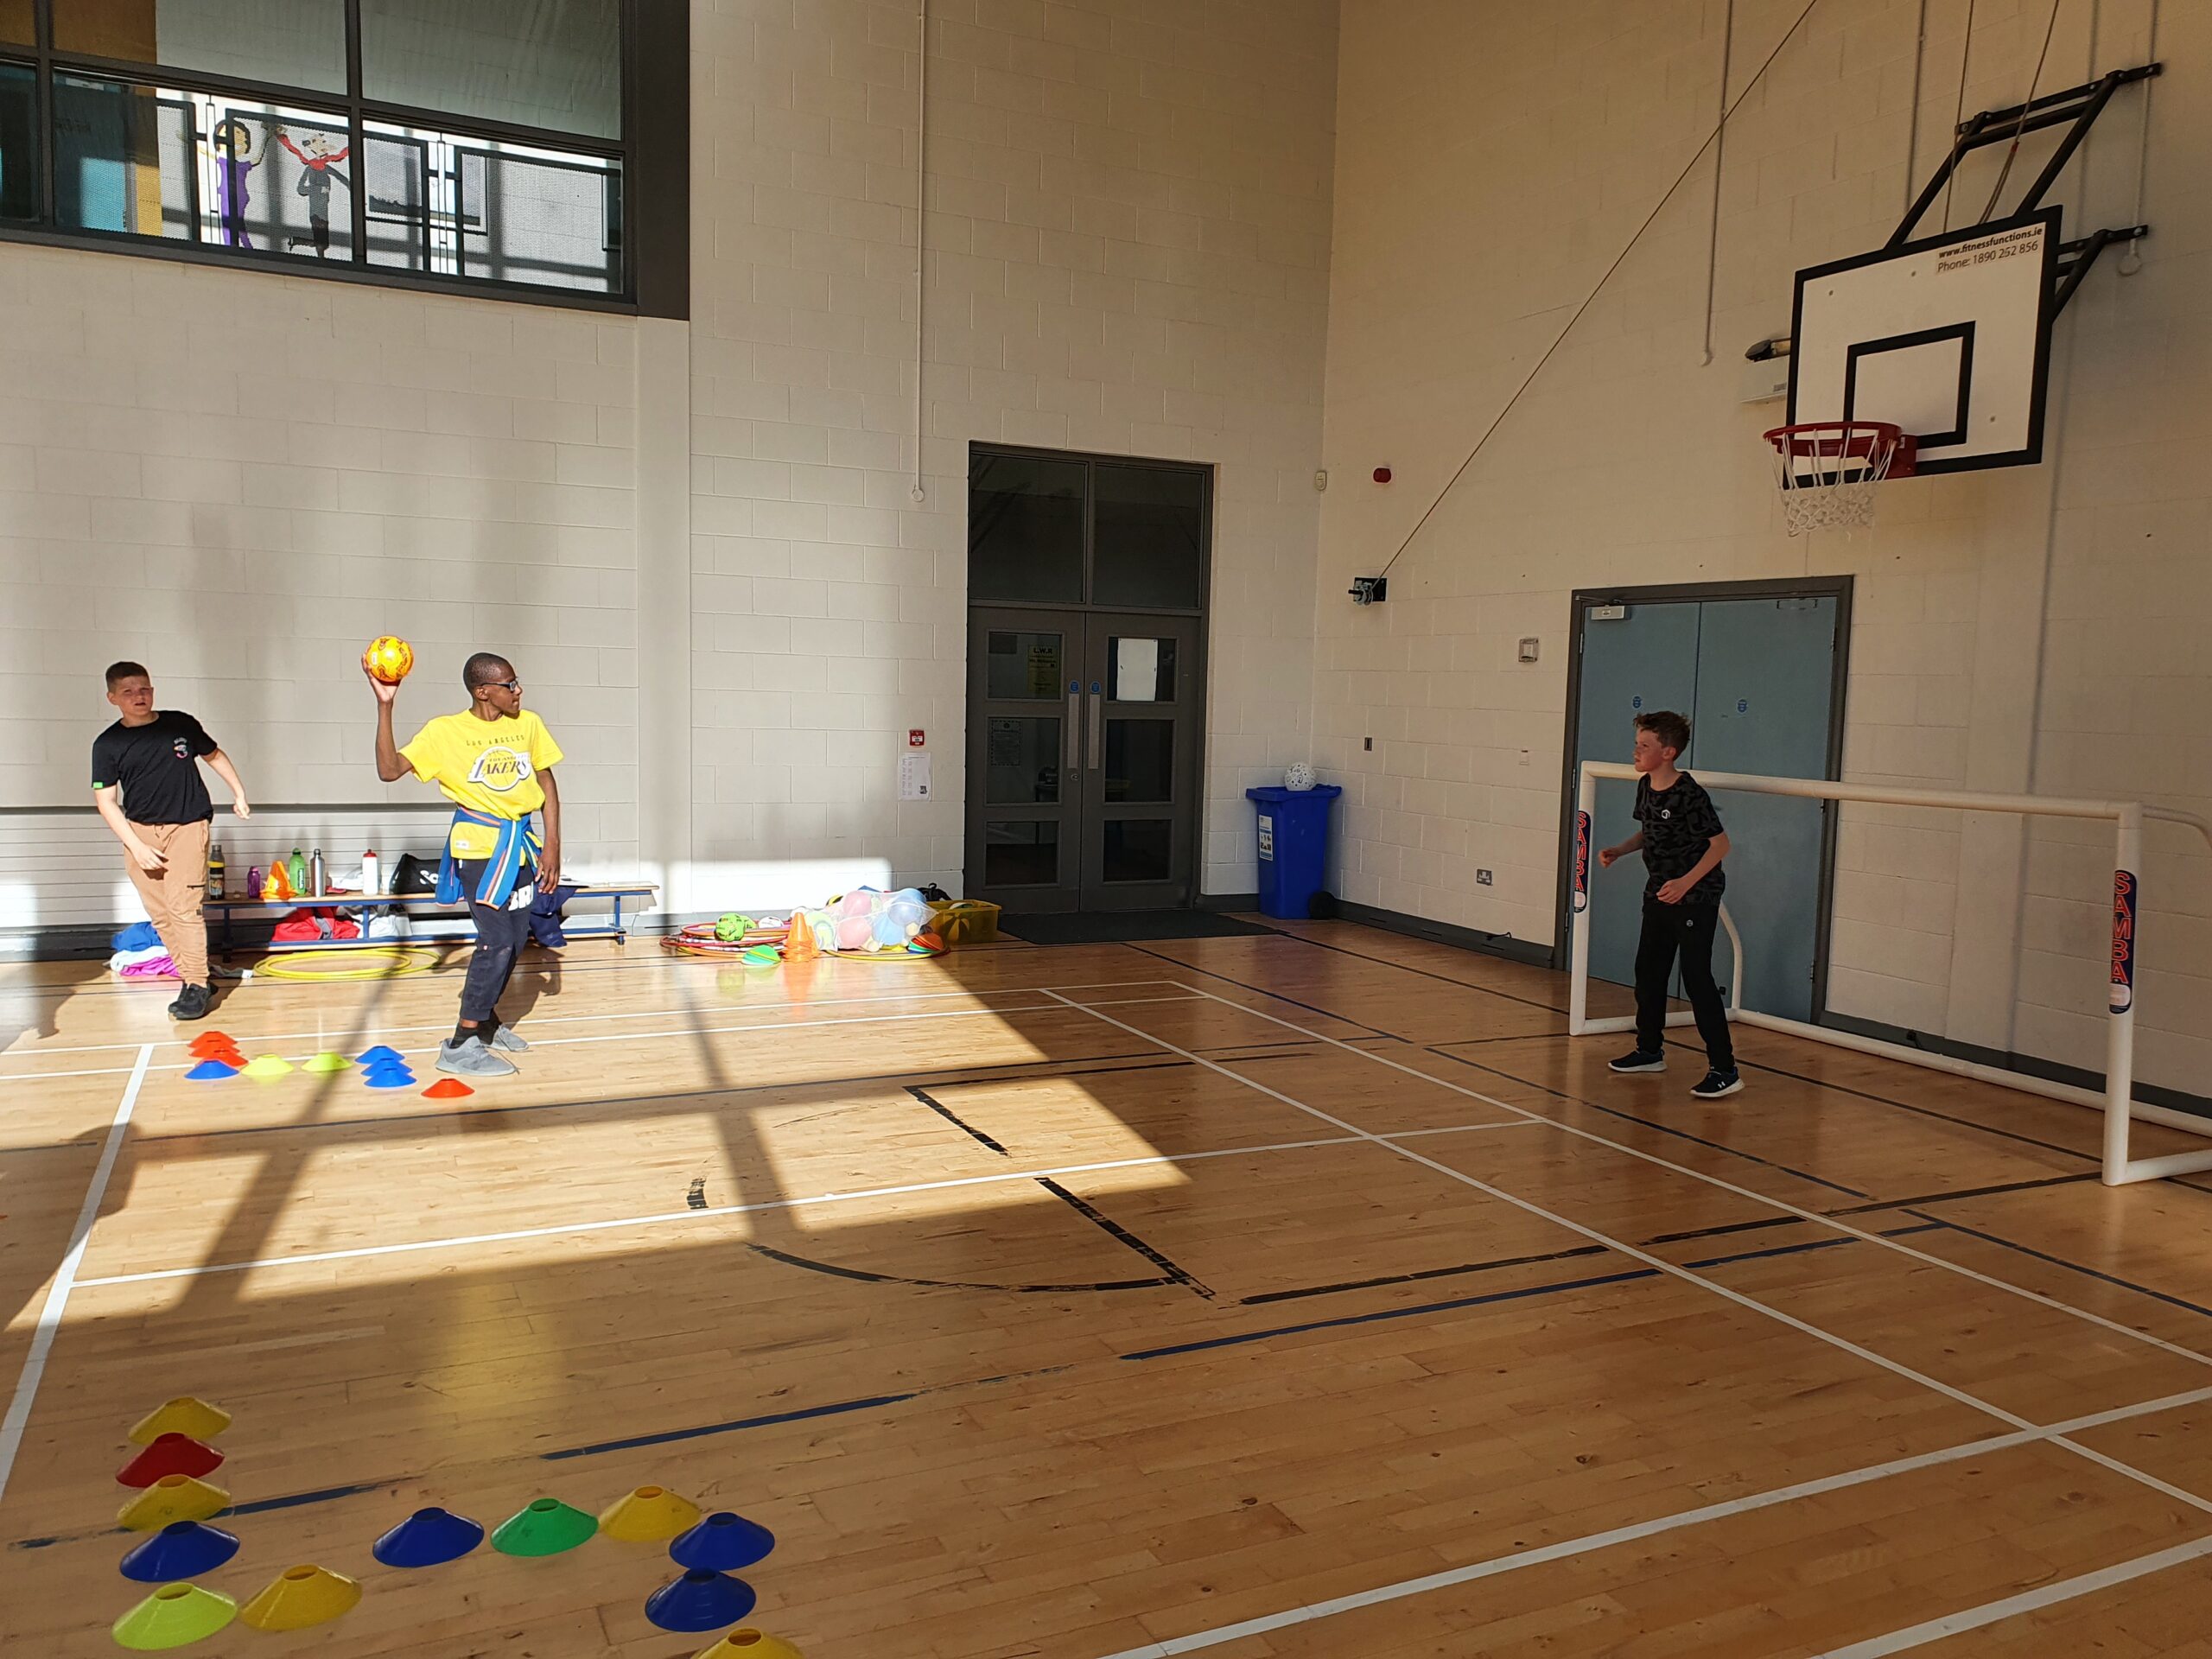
1680,1037,2107,1166
1681,1221,1943,1269
745,1239,1173,1296
1216,926,1576,1016
1424,1044,1875,1200
1122,943,1406,1042
1905,1209,2212,1323
1241,1243,1611,1305
907,1084,1009,1154
1039,1178,1216,1300
1824,1171,2100,1217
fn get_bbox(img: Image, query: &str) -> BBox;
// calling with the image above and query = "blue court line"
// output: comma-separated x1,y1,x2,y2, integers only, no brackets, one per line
545,1392,921,1459
0,1217,2144,1551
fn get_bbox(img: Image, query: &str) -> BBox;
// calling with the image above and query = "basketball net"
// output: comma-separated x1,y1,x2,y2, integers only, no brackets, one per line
1764,422,1912,536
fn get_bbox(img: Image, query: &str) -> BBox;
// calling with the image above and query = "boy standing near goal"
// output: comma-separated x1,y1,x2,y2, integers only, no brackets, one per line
1597,710,1741,1099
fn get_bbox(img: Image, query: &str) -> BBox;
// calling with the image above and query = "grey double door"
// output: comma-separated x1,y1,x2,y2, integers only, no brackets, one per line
1569,588,1847,1021
966,608,1202,912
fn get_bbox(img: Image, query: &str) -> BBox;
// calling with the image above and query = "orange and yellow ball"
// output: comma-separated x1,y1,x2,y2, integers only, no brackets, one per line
362,636,414,684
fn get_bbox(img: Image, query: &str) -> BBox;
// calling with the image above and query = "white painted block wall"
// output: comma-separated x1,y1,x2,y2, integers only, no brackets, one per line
0,0,1337,935
1313,0,2212,1092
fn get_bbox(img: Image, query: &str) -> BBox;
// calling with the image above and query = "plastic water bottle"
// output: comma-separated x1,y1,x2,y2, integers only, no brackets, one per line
288,847,308,893
361,849,380,897
207,845,225,899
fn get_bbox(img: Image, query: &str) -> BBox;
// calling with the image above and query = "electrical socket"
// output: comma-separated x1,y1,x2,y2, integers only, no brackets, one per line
1363,736,1372,751
1477,869,1493,886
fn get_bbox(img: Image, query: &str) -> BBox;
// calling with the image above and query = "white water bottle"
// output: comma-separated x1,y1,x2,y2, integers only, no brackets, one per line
361,849,381,897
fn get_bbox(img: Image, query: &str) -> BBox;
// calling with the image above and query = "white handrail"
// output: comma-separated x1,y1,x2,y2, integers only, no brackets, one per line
1568,761,2212,1186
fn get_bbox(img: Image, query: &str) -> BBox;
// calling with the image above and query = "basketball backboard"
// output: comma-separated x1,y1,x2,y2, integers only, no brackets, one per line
1787,208,2058,476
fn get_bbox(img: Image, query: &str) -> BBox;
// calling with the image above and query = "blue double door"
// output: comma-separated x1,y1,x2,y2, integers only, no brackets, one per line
1568,588,1847,1023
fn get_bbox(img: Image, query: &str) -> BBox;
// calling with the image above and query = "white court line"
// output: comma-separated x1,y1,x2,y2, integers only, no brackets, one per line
1159,982,2212,1375
1096,1382,2212,1659
72,1121,1542,1289
1815,1533,2212,1657
0,1043,151,1503
0,977,1192,1061
0,994,1214,1086
1051,990,2212,1656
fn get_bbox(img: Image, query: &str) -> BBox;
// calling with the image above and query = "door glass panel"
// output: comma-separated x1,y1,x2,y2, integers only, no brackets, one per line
985,630,1065,700
969,453,1084,604
1103,819,1172,883
984,822,1059,887
0,3,29,46
1093,462,1205,609
1107,636,1175,702
985,717,1060,805
1104,720,1173,804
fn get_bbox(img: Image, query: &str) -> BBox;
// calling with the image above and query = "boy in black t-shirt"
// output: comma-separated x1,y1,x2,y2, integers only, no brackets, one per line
1596,710,1740,1098
92,662,252,1020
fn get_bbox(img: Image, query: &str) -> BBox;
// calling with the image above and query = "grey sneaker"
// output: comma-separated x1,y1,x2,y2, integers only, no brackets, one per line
486,1025,529,1053
437,1036,518,1077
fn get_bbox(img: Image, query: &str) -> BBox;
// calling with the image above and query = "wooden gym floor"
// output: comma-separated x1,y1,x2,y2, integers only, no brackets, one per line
6,919,2212,1656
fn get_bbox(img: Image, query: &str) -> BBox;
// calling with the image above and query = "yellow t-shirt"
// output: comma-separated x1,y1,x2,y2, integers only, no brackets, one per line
399,710,564,859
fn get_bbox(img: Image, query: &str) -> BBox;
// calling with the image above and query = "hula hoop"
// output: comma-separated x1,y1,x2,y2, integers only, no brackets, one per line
661,922,789,957
254,947,440,981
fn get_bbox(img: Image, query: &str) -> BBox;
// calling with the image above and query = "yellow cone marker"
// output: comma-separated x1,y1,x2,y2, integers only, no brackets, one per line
302,1052,353,1073
112,1582,238,1649
241,1054,294,1078
599,1484,703,1543
118,1475,230,1531
239,1564,362,1631
129,1396,232,1446
696,1632,804,1659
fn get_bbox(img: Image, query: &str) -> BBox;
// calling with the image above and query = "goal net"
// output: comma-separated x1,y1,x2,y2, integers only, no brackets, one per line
1567,761,2212,1185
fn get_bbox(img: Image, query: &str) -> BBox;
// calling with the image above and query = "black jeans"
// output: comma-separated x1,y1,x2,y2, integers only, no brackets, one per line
1633,897,1734,1071
457,860,533,1024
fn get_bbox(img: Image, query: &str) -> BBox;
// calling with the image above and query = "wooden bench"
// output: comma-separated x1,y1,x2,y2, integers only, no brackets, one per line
204,885,659,956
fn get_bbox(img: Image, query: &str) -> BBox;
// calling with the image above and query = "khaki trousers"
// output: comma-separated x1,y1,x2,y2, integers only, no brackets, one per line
123,820,211,986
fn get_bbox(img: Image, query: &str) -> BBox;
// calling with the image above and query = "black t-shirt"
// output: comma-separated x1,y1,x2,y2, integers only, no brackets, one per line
92,711,218,825
1634,772,1726,903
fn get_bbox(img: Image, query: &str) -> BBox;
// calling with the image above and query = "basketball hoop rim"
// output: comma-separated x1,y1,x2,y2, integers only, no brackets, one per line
1764,420,1918,478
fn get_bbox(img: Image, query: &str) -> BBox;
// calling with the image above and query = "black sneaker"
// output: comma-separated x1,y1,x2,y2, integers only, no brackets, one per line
1691,1069,1744,1100
1609,1049,1667,1073
169,982,213,1021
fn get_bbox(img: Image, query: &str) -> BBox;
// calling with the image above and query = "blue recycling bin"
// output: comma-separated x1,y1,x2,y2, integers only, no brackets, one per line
1246,785,1342,920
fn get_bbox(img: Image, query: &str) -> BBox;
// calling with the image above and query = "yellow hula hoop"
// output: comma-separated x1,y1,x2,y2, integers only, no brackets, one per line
253,947,440,981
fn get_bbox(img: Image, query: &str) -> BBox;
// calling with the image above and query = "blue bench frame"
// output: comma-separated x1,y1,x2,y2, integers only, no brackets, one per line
205,886,658,956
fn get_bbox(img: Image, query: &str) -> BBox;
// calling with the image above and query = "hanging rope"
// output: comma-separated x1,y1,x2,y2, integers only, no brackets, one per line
1942,0,1977,231
1699,0,1736,366
1976,0,2066,225
1374,0,1827,585
2120,0,2161,274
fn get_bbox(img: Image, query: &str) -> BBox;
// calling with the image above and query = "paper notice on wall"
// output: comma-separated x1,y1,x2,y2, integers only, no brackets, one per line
899,752,931,801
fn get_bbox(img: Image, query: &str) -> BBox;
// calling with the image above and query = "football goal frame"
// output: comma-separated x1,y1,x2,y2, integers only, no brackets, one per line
1567,760,2212,1186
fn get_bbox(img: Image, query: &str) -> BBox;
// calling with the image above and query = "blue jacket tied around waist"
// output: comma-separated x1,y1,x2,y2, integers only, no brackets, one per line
436,807,543,907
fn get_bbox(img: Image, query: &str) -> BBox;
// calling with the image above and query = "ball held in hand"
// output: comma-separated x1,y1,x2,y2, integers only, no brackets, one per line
363,636,414,684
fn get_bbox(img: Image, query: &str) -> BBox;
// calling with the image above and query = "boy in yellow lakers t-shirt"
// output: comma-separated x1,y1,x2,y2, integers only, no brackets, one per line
369,651,563,1077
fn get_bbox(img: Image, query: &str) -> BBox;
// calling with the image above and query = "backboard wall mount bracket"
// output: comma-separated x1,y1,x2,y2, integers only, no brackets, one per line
1891,63,2161,250
2055,225,2150,315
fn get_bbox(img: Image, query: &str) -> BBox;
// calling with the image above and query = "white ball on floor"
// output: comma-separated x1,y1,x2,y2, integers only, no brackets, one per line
1284,762,1316,791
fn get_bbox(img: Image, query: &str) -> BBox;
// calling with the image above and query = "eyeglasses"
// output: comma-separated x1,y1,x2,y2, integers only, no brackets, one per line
489,679,522,691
